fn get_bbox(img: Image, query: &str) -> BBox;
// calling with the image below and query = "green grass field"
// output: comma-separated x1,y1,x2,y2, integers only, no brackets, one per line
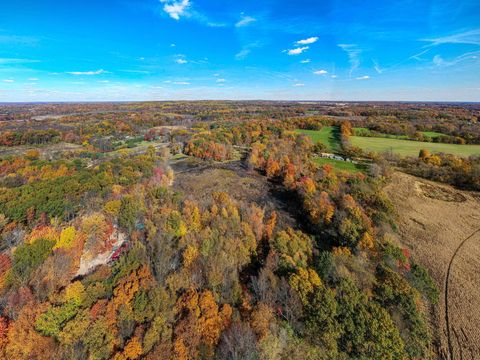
314,157,364,173
353,127,444,140
420,131,444,138
351,136,480,157
296,127,340,152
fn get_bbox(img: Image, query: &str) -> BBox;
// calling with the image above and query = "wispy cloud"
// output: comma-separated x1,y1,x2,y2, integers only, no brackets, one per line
159,0,191,20
0,34,38,45
313,69,328,75
356,75,370,80
173,81,190,85
0,58,39,65
372,59,383,74
66,69,108,75
421,29,480,46
2,79,14,83
301,59,311,64
296,37,318,45
338,44,361,75
235,15,256,28
432,51,480,67
236,49,251,60
236,42,260,60
293,83,305,87
120,69,150,74
28,77,39,81
175,58,188,64
216,78,226,83
409,49,430,61
286,46,309,55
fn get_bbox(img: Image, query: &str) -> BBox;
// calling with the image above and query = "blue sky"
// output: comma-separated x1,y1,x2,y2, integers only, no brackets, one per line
0,0,479,101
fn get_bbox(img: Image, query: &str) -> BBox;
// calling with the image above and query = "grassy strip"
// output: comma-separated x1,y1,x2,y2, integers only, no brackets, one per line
296,127,340,152
314,157,364,173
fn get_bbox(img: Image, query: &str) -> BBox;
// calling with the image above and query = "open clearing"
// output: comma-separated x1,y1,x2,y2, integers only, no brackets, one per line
172,159,297,230
296,127,340,152
313,157,363,172
351,136,480,157
385,172,480,359
0,142,83,157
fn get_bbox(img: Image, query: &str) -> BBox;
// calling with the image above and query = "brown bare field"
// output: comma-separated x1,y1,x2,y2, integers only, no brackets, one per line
172,160,297,230
385,172,480,360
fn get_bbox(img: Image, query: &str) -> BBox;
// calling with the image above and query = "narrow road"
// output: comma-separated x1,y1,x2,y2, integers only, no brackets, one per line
444,228,480,360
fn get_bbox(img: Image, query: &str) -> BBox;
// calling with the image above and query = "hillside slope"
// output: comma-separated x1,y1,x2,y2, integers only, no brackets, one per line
385,172,480,360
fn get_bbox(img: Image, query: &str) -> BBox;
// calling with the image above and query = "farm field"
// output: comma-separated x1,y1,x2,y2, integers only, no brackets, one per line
354,127,445,140
385,172,480,359
351,136,480,157
296,126,340,152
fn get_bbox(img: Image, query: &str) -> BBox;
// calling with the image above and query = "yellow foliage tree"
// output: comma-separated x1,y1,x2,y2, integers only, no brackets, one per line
54,226,76,249
183,245,199,268
123,336,143,360
64,281,86,305
358,232,375,251
104,200,122,218
289,268,322,304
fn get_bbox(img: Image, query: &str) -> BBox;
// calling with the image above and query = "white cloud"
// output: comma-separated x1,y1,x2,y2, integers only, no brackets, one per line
293,83,305,87
28,77,39,81
422,29,480,46
171,43,176,47
301,59,311,63
313,70,328,75
67,69,108,75
173,81,190,85
296,37,318,45
331,75,338,79
356,75,370,80
235,15,256,28
216,78,226,83
176,58,188,64
338,44,361,75
99,80,110,83
160,0,191,20
287,46,309,55
2,79,14,83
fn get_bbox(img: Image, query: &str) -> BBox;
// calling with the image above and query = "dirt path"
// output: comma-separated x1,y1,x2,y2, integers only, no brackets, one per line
384,172,480,359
